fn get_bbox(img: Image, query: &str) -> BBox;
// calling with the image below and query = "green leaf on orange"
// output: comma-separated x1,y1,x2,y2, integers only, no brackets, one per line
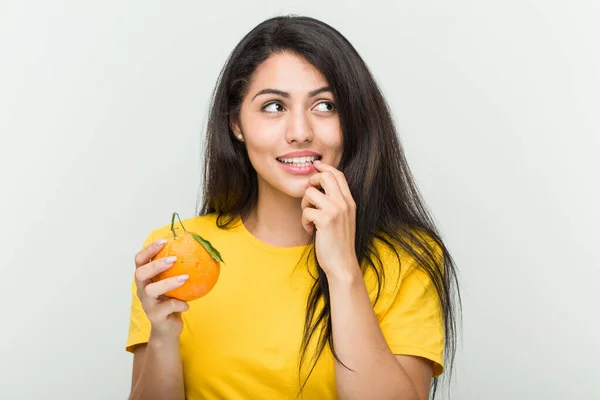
192,233,225,264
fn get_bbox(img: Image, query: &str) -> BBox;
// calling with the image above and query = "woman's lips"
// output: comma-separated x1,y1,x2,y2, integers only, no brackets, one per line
276,159,317,175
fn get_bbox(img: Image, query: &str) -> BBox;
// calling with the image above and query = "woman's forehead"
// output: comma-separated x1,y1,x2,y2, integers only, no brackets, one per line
247,52,329,97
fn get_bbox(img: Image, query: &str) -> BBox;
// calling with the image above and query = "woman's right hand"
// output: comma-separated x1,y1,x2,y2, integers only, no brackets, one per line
134,239,190,340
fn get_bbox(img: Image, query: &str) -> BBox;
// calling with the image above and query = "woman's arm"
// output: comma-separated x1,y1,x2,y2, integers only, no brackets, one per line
328,264,432,400
300,161,436,398
128,333,185,400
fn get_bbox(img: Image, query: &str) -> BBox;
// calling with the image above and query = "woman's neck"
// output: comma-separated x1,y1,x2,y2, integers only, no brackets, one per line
243,191,311,248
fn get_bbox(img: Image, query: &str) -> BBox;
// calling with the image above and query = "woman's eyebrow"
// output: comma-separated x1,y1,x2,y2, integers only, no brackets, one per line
251,86,332,101
308,86,332,97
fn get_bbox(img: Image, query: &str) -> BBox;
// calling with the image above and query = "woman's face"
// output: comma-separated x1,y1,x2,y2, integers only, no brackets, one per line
231,52,343,199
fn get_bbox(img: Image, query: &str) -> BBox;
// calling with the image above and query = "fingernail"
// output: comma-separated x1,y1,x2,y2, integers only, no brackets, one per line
164,256,177,265
176,274,189,282
155,239,167,247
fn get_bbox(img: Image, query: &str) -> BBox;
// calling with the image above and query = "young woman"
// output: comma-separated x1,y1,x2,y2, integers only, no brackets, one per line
126,15,460,400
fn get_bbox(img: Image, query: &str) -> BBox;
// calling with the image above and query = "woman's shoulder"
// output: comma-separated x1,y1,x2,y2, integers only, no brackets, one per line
371,227,442,269
366,227,444,312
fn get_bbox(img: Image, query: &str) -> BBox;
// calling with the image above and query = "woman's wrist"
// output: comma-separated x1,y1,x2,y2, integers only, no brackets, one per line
325,259,362,288
149,329,181,348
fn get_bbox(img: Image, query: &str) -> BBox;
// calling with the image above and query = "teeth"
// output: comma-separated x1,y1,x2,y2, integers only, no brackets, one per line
277,156,320,164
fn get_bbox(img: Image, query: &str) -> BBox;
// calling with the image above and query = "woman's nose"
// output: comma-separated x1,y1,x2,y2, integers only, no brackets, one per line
285,109,313,143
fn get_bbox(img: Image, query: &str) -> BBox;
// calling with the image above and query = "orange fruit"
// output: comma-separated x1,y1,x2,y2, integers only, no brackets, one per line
151,212,225,301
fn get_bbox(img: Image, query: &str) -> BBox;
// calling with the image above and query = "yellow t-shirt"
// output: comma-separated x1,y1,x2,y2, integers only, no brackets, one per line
126,212,444,399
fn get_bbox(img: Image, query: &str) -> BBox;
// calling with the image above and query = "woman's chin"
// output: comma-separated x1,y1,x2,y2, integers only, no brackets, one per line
286,188,308,199
278,182,309,199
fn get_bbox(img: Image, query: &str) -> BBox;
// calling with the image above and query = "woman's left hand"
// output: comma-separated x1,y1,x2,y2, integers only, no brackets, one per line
301,160,359,278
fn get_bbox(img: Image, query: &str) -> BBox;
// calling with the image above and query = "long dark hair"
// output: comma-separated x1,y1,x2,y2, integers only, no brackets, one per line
197,15,461,398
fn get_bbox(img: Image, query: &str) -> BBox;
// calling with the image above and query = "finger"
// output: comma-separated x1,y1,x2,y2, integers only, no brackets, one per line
135,256,177,283
144,275,189,299
134,238,168,268
301,207,320,234
313,161,354,205
153,298,190,316
308,171,342,200
301,186,332,211
306,172,325,193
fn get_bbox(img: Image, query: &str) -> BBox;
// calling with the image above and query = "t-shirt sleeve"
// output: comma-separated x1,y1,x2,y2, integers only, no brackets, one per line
125,231,155,353
378,245,445,377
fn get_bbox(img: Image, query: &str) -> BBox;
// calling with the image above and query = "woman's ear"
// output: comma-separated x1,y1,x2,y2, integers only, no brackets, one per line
230,115,244,142
230,115,241,136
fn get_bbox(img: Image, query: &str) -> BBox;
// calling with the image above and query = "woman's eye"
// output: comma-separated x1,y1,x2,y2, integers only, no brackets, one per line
314,102,335,113
263,102,285,113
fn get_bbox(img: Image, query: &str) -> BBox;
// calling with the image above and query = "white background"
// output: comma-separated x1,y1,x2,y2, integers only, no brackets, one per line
1,1,598,399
